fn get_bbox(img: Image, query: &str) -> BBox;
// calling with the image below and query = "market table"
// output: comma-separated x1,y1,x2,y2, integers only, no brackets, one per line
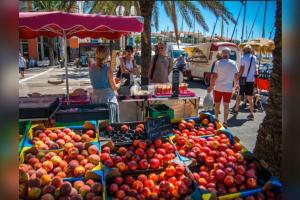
118,96,200,122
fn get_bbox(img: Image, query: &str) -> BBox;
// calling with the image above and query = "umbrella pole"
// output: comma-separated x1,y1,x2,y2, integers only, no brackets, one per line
63,31,70,105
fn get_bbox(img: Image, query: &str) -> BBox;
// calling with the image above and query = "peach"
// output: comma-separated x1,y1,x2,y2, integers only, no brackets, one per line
19,169,29,183
45,152,57,160
132,180,143,191
68,160,80,171
42,185,56,195
42,160,54,172
34,162,42,170
68,147,79,158
60,182,72,196
36,168,47,178
86,192,96,200
51,156,62,167
41,193,55,200
49,143,60,149
88,145,98,155
74,166,85,177
80,159,88,166
76,154,85,161
81,134,91,142
86,179,95,187
81,150,89,157
56,171,66,178
28,157,40,166
88,154,100,165
85,163,95,171
86,130,95,138
79,185,91,198
64,142,74,151
58,132,65,139
40,174,51,186
28,187,42,199
72,134,82,142
48,133,58,141
91,182,102,194
56,139,66,147
75,142,85,152
60,160,68,171
51,176,63,188
67,131,76,138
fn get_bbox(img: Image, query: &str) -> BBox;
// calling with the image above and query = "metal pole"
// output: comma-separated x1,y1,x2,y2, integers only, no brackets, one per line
230,3,243,42
262,0,268,38
63,31,70,105
241,0,247,42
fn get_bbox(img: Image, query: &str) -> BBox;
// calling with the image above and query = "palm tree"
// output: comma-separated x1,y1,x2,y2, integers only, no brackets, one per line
89,0,235,81
32,0,78,66
253,0,281,177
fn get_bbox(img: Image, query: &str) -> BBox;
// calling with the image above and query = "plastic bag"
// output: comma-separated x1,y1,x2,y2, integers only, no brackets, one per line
203,92,214,111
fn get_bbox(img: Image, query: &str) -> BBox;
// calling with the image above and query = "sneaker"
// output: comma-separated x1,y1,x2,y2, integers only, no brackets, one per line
247,114,254,120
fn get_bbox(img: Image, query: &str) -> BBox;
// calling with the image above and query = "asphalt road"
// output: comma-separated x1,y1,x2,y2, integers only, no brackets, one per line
19,66,265,151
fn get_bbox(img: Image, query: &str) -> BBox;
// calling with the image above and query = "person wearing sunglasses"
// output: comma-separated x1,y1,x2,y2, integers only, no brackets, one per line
120,45,138,77
148,42,173,83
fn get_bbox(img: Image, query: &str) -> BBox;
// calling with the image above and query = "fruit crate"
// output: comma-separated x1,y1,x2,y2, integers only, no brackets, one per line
19,96,60,119
19,142,101,177
19,120,31,155
105,162,197,200
55,103,110,123
100,138,178,175
148,104,174,119
187,154,282,200
55,120,98,128
19,169,105,199
171,112,223,132
23,121,98,149
169,129,242,163
99,121,146,146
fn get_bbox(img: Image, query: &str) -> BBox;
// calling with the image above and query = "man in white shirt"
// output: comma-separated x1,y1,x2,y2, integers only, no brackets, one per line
233,45,257,120
208,48,239,127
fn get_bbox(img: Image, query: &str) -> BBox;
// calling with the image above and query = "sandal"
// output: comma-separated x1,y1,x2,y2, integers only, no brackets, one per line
223,122,228,128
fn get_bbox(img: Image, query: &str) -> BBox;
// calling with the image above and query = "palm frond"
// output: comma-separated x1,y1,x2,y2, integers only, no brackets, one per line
177,1,209,31
170,1,179,46
152,2,159,31
197,1,236,24
176,2,193,28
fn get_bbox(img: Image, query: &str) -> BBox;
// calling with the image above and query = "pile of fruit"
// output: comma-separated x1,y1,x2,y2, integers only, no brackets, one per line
103,123,146,144
172,118,216,137
20,142,100,179
108,163,194,200
19,172,103,200
101,138,176,172
32,128,96,150
174,131,261,196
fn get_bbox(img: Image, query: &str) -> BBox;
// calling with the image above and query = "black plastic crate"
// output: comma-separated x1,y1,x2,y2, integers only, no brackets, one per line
55,103,109,122
19,96,59,119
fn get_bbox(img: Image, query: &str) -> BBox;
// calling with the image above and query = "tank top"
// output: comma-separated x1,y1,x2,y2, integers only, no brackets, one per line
89,63,110,89
124,57,134,71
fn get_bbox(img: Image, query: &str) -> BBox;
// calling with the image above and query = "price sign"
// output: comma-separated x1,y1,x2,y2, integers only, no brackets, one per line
172,69,180,97
146,116,172,140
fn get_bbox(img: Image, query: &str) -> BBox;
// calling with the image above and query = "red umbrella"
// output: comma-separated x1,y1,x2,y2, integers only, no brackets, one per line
19,11,144,103
19,11,144,39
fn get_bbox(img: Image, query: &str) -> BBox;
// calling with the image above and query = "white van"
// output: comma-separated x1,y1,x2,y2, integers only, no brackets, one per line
184,42,240,85
165,42,190,59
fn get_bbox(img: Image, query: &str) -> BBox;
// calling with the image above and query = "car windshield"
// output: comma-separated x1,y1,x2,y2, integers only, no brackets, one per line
229,50,237,61
172,50,184,58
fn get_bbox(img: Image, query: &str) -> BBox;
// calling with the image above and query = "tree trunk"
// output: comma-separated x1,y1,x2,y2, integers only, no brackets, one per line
139,0,155,81
48,38,55,66
253,0,282,178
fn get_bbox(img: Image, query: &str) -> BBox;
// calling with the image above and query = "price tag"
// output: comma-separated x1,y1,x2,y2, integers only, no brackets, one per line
172,69,179,97
146,116,172,140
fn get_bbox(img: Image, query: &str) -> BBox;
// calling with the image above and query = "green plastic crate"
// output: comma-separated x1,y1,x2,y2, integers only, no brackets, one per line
148,104,174,119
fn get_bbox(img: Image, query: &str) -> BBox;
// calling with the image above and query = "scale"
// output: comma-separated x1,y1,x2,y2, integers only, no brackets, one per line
168,69,184,97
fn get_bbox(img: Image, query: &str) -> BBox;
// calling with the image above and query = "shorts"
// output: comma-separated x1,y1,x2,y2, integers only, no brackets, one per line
239,82,254,96
19,68,25,72
213,90,232,104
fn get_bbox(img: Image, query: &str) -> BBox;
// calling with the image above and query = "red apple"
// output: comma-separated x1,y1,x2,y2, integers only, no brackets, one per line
138,159,149,170
224,175,234,187
149,158,160,169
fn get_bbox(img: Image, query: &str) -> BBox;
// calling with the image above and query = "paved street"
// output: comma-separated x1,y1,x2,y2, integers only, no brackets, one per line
19,66,265,151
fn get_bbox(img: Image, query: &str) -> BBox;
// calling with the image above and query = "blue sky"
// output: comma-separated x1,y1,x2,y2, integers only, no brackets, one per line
152,1,277,41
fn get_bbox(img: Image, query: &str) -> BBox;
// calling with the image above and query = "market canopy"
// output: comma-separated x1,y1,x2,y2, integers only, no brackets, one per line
19,11,144,40
239,38,275,54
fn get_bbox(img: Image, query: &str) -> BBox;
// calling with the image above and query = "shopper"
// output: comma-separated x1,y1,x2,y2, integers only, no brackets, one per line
120,45,138,76
233,45,257,120
148,42,173,84
88,45,120,122
19,52,26,78
174,54,186,71
208,48,239,128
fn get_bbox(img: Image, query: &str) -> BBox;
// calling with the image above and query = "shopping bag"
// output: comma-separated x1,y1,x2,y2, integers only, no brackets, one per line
203,92,214,111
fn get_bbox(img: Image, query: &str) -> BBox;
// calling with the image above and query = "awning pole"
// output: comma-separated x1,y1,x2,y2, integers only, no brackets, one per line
63,31,70,105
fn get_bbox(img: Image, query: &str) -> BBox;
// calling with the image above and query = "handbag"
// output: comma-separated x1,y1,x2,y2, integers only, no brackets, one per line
239,56,254,86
